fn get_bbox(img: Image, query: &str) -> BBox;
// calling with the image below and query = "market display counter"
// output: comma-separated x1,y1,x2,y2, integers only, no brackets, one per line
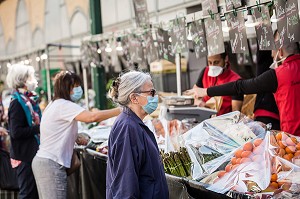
165,174,230,199
68,149,231,199
67,149,107,199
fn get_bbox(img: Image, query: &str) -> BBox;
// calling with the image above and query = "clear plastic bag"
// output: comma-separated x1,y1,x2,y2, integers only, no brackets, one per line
207,132,271,194
266,131,300,195
183,112,266,180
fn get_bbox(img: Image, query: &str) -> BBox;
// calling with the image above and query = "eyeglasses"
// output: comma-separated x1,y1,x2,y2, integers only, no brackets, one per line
136,89,156,97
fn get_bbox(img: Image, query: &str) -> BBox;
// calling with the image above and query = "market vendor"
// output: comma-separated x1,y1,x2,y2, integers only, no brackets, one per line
106,71,169,198
254,49,280,130
192,31,300,135
193,49,244,115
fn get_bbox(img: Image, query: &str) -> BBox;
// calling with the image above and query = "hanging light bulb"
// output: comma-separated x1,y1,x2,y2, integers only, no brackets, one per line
116,42,123,51
90,62,96,67
222,20,230,33
116,37,123,51
24,60,30,65
41,53,48,60
105,42,112,53
97,48,102,54
270,9,278,23
187,25,193,41
169,37,172,42
36,57,41,62
245,10,260,28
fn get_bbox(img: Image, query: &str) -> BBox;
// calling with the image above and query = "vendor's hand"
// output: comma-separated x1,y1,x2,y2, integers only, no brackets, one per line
193,87,208,99
194,98,206,107
183,89,194,96
0,127,8,136
184,84,200,94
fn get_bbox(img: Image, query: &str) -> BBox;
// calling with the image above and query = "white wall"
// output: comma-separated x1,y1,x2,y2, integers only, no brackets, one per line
70,11,89,56
15,0,31,52
6,40,14,55
45,0,63,43
32,28,44,47
60,1,71,39
0,22,5,56
101,0,203,31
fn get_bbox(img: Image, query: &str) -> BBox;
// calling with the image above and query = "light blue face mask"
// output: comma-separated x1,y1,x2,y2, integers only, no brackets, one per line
71,86,83,102
140,95,159,114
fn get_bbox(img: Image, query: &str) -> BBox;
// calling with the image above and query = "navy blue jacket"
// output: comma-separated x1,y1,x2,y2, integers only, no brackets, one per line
106,107,169,199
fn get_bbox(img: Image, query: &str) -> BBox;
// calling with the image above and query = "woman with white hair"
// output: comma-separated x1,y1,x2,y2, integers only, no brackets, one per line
6,64,40,199
106,71,169,199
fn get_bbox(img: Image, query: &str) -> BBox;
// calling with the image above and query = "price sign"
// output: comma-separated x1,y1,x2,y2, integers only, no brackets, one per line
274,0,300,46
80,41,100,67
226,12,249,53
169,17,188,53
121,36,132,68
245,0,271,6
156,28,175,63
129,35,145,66
189,19,208,59
133,0,150,27
204,14,225,56
225,0,242,11
142,31,159,63
253,6,276,50
202,0,218,16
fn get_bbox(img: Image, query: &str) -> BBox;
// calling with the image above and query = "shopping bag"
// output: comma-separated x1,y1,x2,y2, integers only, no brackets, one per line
66,150,81,176
0,149,19,190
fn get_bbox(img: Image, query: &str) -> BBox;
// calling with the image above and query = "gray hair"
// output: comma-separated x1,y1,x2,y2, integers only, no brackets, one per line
109,71,151,106
6,64,35,89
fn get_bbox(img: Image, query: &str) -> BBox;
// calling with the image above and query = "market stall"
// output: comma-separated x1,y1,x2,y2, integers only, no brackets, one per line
70,110,300,199
70,110,300,198
72,0,300,198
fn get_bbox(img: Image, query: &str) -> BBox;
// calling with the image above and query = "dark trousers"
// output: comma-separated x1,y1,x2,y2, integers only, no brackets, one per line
16,162,38,199
255,116,280,130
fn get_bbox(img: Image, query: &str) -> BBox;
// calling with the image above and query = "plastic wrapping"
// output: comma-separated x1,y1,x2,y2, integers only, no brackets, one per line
182,112,266,180
266,131,300,196
149,116,195,152
207,132,271,194
204,131,300,197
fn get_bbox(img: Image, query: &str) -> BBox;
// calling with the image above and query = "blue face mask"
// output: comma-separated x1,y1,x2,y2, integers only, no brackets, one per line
71,86,83,102
141,95,159,114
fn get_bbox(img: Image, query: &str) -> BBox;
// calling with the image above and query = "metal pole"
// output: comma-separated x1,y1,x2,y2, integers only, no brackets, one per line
90,0,106,110
176,53,182,96
83,67,89,110
46,46,52,101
